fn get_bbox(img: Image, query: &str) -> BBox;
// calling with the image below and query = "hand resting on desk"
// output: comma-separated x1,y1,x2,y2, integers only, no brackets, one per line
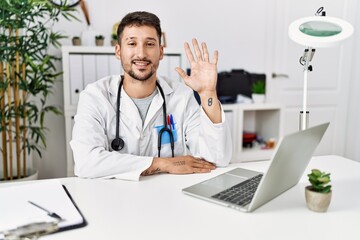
141,156,216,176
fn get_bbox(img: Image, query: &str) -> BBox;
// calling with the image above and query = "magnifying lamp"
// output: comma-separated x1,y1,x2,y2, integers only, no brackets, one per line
288,7,354,130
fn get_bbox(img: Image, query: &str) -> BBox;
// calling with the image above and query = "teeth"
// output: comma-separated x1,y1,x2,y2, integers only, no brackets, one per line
134,61,149,66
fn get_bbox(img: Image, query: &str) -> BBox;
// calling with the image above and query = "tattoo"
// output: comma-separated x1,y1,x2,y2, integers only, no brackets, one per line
142,167,161,176
208,97,213,106
173,161,185,166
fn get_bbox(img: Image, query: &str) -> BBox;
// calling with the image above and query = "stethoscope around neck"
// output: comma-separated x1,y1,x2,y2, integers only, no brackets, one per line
111,77,175,157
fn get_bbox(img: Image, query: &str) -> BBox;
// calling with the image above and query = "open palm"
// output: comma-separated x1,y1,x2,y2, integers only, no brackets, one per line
176,39,218,94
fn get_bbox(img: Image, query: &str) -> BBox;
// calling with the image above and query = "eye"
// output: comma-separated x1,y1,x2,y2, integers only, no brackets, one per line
127,41,136,46
147,42,156,47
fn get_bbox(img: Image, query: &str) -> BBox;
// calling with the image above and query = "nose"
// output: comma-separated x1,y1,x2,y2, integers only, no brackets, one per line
135,45,146,59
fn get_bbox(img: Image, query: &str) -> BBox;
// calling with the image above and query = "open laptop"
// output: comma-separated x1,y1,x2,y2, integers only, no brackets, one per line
182,122,329,212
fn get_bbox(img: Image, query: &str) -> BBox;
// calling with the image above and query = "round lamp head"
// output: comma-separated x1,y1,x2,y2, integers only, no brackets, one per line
289,16,353,48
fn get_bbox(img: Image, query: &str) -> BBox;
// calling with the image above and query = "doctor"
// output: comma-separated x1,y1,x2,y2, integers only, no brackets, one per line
70,11,232,181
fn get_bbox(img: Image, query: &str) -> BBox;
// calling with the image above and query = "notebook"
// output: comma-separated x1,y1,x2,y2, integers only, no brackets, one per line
182,122,329,212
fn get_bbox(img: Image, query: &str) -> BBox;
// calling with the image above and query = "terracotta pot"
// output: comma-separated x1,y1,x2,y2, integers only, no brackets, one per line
72,38,81,46
95,39,104,46
111,39,117,46
305,186,332,212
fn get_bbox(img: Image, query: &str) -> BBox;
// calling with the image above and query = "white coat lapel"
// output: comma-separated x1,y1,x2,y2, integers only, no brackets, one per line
143,90,163,129
120,91,142,131
107,76,142,132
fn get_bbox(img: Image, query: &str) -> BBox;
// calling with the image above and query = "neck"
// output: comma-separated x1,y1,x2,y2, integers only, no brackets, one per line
123,74,157,98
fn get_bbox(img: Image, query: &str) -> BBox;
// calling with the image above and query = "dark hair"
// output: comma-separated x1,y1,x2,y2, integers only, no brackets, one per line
117,11,162,45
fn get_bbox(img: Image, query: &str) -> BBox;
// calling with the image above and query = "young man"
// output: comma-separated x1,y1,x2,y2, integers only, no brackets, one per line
70,11,232,181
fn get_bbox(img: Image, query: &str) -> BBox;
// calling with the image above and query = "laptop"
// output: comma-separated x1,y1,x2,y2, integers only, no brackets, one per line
182,122,329,212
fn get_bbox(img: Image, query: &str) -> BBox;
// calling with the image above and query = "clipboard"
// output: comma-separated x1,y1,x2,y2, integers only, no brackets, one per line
0,180,87,239
57,185,87,232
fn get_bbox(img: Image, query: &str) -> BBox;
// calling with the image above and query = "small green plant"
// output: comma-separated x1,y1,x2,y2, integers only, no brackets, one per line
72,36,80,40
111,33,117,40
251,80,266,94
95,35,104,40
307,169,332,193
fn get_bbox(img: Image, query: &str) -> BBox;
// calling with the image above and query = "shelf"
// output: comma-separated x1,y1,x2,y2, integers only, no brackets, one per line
224,103,283,163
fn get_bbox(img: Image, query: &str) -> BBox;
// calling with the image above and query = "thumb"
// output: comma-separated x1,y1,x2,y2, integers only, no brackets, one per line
175,67,188,80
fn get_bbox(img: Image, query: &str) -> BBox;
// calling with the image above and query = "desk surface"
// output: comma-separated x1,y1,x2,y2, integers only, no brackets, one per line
7,155,360,240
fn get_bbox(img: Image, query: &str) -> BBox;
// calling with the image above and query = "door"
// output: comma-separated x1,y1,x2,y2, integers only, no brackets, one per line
265,0,356,155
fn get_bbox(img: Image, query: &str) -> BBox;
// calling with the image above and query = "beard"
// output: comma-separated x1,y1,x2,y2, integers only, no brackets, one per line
122,58,157,81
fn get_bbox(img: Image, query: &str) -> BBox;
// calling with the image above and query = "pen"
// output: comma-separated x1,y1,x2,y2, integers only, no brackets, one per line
28,201,63,221
167,115,172,130
170,114,175,130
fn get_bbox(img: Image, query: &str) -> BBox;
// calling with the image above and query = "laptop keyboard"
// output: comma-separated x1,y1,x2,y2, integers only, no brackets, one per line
211,174,263,207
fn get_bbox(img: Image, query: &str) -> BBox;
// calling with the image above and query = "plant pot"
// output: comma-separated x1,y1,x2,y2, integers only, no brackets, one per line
252,93,265,103
72,38,81,46
0,168,38,183
305,186,332,212
95,39,104,46
111,39,117,46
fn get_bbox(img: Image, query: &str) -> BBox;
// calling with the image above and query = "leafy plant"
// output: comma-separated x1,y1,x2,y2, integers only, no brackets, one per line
72,36,80,40
307,169,332,193
111,33,117,41
95,35,104,40
251,80,266,94
0,0,76,180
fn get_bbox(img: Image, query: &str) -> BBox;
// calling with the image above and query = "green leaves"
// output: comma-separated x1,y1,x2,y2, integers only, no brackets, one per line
251,80,266,94
0,0,76,163
307,169,332,193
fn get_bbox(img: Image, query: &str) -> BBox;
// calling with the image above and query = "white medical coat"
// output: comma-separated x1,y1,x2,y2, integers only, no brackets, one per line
70,75,232,181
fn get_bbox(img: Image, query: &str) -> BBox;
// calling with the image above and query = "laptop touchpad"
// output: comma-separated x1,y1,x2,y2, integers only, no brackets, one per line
201,174,247,190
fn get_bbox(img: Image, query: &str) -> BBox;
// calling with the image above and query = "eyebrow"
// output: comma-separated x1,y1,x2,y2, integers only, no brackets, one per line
125,36,157,42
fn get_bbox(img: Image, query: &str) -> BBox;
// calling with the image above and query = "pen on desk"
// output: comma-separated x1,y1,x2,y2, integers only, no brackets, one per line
28,201,63,221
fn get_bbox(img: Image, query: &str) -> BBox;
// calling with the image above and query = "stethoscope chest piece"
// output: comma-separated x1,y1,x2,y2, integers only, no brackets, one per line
111,137,124,151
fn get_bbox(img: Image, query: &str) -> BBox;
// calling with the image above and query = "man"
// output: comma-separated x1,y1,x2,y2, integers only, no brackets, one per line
70,11,232,181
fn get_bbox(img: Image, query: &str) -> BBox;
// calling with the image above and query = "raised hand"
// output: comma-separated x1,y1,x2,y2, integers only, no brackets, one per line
175,38,218,94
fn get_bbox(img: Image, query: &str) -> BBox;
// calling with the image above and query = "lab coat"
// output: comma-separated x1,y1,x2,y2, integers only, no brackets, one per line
70,75,232,181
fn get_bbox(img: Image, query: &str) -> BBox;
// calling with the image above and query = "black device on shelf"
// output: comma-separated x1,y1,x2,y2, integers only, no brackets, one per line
216,69,266,104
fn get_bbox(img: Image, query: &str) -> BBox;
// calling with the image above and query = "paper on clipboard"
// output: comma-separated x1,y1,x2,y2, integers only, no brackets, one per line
0,179,86,234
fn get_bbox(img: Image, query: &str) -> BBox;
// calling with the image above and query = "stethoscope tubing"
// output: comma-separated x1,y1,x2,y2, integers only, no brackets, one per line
112,76,175,157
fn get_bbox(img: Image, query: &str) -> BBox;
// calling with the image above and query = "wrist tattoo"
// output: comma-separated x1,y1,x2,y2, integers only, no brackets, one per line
208,97,213,106
173,161,185,166
142,167,161,176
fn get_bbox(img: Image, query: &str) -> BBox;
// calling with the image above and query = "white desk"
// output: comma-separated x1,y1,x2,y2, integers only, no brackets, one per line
8,155,360,239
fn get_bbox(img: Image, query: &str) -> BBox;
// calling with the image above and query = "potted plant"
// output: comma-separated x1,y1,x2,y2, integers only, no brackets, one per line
251,80,266,103
0,0,75,181
95,35,104,46
305,169,332,212
110,33,117,46
72,36,82,46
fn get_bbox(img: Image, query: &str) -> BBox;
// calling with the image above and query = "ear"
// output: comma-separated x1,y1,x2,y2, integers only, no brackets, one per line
115,44,121,60
159,45,164,60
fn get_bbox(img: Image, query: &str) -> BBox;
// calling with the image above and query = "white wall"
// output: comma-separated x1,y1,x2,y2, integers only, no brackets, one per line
345,2,360,161
36,0,360,179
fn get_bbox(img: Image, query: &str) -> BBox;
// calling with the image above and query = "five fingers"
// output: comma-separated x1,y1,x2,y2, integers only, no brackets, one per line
190,158,216,173
183,38,217,64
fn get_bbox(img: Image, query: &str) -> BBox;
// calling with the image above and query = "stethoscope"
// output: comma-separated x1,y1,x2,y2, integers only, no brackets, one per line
111,76,175,157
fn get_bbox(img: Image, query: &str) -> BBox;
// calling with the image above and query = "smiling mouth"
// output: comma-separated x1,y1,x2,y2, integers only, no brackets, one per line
132,60,151,67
